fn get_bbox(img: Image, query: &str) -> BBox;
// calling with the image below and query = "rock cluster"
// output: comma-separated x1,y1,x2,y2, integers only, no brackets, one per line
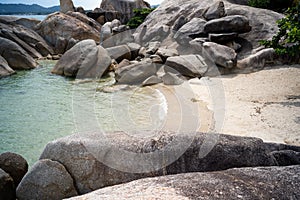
49,0,284,86
15,132,300,199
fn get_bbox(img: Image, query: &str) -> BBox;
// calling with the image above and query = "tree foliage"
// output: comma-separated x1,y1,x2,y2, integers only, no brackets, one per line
260,4,300,59
127,8,155,29
248,0,295,12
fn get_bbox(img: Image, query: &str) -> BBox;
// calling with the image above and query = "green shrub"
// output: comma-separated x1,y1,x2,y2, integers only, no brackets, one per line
248,0,270,8
127,8,155,29
260,4,300,60
248,0,294,12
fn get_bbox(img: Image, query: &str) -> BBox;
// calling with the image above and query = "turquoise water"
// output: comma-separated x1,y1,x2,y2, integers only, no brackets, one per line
1,14,48,21
0,61,166,166
0,61,74,165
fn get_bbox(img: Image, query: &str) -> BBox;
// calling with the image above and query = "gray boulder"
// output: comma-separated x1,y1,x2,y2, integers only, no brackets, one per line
101,22,113,41
209,32,238,43
59,0,75,13
162,72,184,85
0,29,42,59
0,20,54,57
16,159,78,200
204,15,251,34
142,75,163,86
270,150,300,166
0,152,28,187
115,61,157,84
0,56,15,78
146,41,161,54
204,1,226,20
55,36,68,54
66,165,300,200
52,39,112,78
174,18,207,42
66,11,102,32
39,132,278,194
106,44,131,63
237,48,275,70
203,42,237,68
0,168,15,200
127,42,141,60
172,15,187,31
165,54,208,77
10,17,40,29
111,19,121,29
156,47,179,61
0,37,37,70
35,12,100,50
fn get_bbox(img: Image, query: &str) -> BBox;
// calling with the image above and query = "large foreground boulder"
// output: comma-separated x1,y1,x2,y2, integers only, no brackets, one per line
67,165,300,199
37,132,291,195
0,152,28,187
0,37,37,70
51,39,112,78
16,159,78,200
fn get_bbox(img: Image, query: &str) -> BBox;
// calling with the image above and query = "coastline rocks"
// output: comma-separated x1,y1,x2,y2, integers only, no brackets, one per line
59,0,75,13
0,19,54,57
35,12,100,52
203,42,237,68
0,37,37,70
66,165,300,200
0,168,15,200
0,152,28,187
16,159,78,200
203,15,252,34
0,29,42,59
52,39,111,78
165,54,208,77
0,55,15,78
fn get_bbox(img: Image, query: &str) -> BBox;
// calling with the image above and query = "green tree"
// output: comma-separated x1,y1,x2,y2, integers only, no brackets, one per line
260,4,300,60
127,8,155,29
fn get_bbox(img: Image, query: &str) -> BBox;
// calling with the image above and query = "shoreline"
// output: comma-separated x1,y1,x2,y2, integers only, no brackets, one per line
189,65,300,146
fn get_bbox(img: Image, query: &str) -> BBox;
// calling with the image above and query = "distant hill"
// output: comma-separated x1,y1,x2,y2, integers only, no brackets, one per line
0,3,59,15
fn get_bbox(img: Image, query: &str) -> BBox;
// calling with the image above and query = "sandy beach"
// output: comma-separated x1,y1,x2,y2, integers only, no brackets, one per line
189,65,300,146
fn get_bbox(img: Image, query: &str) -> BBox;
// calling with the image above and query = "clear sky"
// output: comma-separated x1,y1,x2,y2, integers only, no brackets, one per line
0,0,163,9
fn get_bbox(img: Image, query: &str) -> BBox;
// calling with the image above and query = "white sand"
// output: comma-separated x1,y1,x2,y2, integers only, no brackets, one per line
189,65,300,146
